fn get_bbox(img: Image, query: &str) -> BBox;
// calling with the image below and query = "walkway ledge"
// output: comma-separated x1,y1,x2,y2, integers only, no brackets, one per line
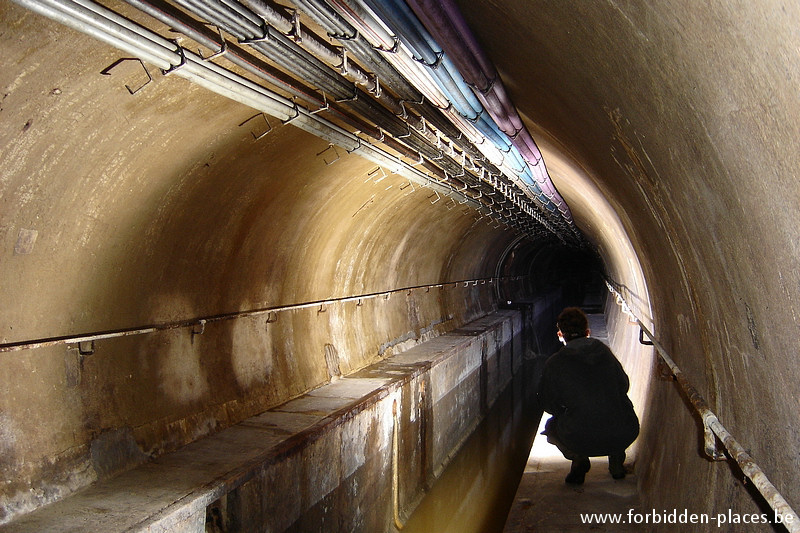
1,310,525,533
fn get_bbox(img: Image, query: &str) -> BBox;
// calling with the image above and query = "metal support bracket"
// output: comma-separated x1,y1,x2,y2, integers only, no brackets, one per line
338,46,348,74
367,167,387,184
191,320,206,336
397,123,413,139
317,144,340,165
100,58,152,95
702,420,726,461
239,113,273,140
287,9,302,43
309,92,330,115
161,42,187,76
345,135,362,154
334,85,359,103
77,340,95,356
369,73,381,97
280,103,301,125
399,181,415,195
191,320,206,343
198,26,228,61
374,36,400,54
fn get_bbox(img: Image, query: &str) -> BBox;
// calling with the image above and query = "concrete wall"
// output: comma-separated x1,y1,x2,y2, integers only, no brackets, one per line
0,311,529,532
3,0,799,530
0,4,522,519
456,0,800,525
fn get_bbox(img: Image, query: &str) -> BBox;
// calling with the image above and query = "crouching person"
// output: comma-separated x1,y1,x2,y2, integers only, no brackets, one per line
537,307,639,484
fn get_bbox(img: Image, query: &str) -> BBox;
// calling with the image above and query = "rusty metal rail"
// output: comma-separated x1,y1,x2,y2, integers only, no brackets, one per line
0,276,511,353
606,281,800,531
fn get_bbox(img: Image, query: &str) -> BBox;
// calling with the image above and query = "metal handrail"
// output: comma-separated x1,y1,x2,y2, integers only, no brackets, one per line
0,276,510,353
606,281,800,531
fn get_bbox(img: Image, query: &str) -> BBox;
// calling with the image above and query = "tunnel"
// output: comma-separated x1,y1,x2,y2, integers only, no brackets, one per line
1,0,799,531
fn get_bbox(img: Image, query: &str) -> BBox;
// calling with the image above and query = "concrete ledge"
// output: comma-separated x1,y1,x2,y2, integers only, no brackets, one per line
0,310,525,533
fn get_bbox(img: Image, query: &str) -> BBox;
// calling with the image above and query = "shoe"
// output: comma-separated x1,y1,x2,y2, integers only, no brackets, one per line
608,452,626,479
565,457,591,484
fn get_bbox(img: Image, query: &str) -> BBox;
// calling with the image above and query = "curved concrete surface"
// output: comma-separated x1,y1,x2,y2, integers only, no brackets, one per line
0,0,797,529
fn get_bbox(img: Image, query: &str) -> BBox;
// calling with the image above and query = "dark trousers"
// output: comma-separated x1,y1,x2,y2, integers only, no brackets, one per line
542,416,584,460
542,417,626,476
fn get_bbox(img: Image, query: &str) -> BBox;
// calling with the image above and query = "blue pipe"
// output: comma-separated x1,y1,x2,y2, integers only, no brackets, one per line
355,0,561,214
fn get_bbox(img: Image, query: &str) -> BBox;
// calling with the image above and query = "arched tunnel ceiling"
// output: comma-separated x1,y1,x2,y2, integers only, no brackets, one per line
3,0,800,526
1,0,617,347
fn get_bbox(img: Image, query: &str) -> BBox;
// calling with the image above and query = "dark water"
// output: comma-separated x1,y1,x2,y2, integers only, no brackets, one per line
401,370,543,533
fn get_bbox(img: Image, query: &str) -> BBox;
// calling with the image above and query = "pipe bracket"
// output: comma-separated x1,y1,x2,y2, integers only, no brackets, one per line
287,9,302,43
345,135,362,154
280,103,301,125
367,167,387,183
338,46,348,75
239,26,271,46
399,181,415,195
703,425,726,461
368,73,381,97
160,42,187,76
100,58,152,95
374,36,399,54
316,144,340,165
77,340,95,356
334,85,359,103
309,92,330,115
396,123,413,139
191,319,206,338
238,113,273,140
198,26,227,61
414,50,444,70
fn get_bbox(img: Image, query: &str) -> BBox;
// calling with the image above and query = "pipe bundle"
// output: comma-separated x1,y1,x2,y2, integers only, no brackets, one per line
12,0,581,242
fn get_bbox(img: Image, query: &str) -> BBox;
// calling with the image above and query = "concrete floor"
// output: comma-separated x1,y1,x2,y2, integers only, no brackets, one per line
503,421,642,533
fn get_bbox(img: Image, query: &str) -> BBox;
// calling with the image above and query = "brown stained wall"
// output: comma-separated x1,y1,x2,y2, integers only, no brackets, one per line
0,3,520,519
3,0,799,529
458,0,800,525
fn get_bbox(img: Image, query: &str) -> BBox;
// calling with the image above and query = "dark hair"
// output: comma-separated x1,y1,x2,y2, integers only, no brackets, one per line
557,307,589,341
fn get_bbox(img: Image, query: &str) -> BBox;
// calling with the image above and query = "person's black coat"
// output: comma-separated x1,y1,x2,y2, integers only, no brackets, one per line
537,337,639,456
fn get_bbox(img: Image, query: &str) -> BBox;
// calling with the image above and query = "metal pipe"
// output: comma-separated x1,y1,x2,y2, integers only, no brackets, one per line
238,0,376,92
16,0,175,69
0,277,500,353
15,0,543,236
122,0,324,106
164,1,496,207
280,0,551,227
606,281,800,531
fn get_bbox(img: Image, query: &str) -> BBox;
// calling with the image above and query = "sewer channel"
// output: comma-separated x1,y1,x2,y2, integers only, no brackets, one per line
400,365,543,533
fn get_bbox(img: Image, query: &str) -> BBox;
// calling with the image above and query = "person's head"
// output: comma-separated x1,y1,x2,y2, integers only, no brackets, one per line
557,307,590,342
